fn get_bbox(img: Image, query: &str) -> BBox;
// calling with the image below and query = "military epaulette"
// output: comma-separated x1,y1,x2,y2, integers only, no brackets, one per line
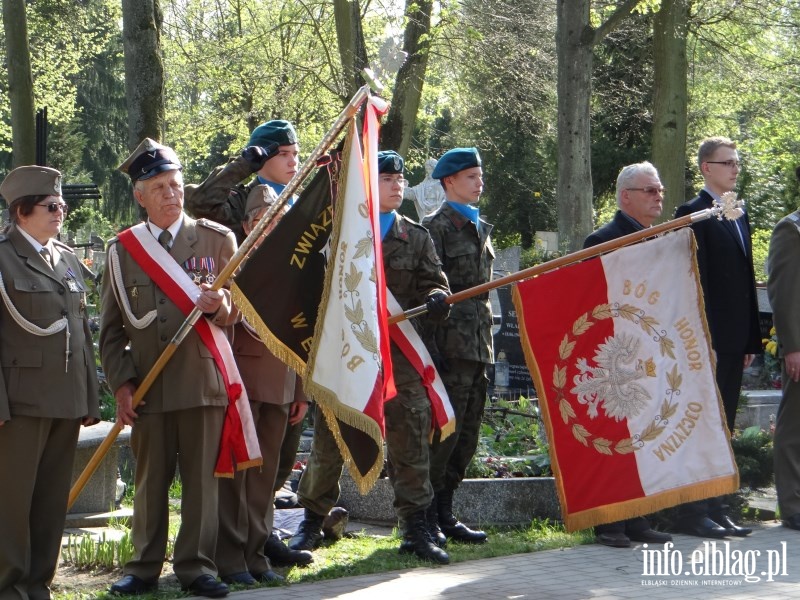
399,213,426,231
197,218,233,235
53,239,77,254
786,212,800,223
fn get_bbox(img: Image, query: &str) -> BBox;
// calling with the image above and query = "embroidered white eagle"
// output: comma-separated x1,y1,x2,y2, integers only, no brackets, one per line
570,333,656,421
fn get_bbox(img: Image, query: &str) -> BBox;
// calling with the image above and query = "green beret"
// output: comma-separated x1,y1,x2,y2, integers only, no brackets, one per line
249,120,298,148
119,138,182,183
431,147,482,179
377,151,404,174
0,166,61,204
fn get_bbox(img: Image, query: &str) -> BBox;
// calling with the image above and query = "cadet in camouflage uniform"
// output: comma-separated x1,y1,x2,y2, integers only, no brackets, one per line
183,120,312,568
423,147,493,545
379,151,451,563
290,152,452,563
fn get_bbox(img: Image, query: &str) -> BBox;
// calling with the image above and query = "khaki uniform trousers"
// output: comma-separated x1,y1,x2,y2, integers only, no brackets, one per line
0,417,80,600
124,406,224,585
216,402,289,576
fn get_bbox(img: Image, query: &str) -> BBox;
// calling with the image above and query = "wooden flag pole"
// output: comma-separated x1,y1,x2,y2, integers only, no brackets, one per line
68,84,374,510
389,206,727,325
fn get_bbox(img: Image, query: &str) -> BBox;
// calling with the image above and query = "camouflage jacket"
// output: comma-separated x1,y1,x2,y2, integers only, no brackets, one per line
183,155,257,243
383,212,450,385
422,203,494,364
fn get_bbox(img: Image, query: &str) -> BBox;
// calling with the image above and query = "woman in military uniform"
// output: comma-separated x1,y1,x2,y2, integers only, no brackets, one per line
0,166,100,600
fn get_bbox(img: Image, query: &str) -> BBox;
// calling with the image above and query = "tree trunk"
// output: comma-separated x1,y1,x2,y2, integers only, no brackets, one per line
652,0,689,219
556,0,594,252
334,0,369,101
121,0,165,147
381,0,432,156
2,0,35,166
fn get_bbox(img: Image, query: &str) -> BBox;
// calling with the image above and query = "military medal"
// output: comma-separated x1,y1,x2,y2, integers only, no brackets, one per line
131,286,138,298
66,279,80,293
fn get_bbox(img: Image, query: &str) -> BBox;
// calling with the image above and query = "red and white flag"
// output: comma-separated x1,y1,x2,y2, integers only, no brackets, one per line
305,96,394,492
513,228,738,531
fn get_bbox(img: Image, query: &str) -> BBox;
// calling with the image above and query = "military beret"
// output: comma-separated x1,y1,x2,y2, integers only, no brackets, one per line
377,150,404,174
0,165,62,204
244,183,279,216
431,147,482,180
119,138,182,183
249,120,298,148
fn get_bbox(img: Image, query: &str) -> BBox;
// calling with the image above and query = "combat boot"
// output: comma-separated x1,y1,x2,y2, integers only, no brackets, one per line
399,511,450,564
426,500,447,548
288,508,325,551
437,489,488,544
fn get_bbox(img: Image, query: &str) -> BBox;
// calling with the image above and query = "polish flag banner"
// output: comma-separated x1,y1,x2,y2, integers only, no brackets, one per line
513,228,739,531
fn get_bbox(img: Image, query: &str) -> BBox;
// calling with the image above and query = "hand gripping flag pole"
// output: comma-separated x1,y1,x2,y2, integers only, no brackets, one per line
389,193,745,325
68,83,375,510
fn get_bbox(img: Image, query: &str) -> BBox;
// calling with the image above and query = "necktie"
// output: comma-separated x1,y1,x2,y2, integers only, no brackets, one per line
158,230,172,253
40,247,54,269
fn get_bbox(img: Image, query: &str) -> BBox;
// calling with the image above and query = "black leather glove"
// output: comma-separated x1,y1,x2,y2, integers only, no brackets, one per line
425,290,450,321
241,142,280,171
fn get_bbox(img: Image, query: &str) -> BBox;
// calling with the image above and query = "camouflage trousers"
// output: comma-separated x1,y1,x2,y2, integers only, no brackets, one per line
385,377,434,520
297,404,344,516
429,358,488,492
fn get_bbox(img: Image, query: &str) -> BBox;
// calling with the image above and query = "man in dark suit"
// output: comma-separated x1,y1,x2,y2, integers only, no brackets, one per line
584,161,673,548
674,136,760,539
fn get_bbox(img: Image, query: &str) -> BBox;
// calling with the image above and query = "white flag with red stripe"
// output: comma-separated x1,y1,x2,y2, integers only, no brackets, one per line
514,228,738,531
305,96,394,492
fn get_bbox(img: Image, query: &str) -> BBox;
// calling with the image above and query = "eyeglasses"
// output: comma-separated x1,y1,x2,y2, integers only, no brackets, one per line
379,176,406,186
705,160,741,169
626,186,666,196
35,202,68,213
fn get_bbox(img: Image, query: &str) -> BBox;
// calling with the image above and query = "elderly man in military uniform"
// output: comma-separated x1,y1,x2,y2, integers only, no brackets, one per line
423,147,492,545
184,120,312,567
0,166,100,600
101,139,239,598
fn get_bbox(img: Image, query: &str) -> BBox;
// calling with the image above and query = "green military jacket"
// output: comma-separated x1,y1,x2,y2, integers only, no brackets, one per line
184,156,257,243
99,215,239,413
383,212,450,386
0,225,100,422
423,202,494,364
767,211,800,356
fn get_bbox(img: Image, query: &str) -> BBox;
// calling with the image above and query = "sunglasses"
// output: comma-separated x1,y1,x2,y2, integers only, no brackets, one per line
35,202,68,213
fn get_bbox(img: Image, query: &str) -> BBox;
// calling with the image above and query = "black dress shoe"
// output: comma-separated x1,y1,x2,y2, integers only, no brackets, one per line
782,513,800,531
220,572,256,586
440,519,488,544
109,575,158,596
251,570,285,584
713,514,752,537
627,528,673,544
680,517,729,539
264,531,314,566
595,532,630,548
182,575,229,598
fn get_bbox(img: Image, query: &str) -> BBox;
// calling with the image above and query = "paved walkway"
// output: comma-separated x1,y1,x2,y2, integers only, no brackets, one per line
231,522,800,599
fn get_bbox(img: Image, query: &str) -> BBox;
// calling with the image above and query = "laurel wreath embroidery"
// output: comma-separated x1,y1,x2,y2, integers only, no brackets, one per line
343,234,378,356
554,303,680,455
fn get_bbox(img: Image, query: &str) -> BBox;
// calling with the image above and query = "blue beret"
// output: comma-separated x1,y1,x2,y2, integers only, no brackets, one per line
249,120,298,148
431,147,482,179
119,138,182,183
377,151,404,174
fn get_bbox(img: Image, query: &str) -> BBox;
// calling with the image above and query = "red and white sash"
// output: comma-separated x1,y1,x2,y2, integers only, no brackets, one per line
387,291,455,439
117,223,261,476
